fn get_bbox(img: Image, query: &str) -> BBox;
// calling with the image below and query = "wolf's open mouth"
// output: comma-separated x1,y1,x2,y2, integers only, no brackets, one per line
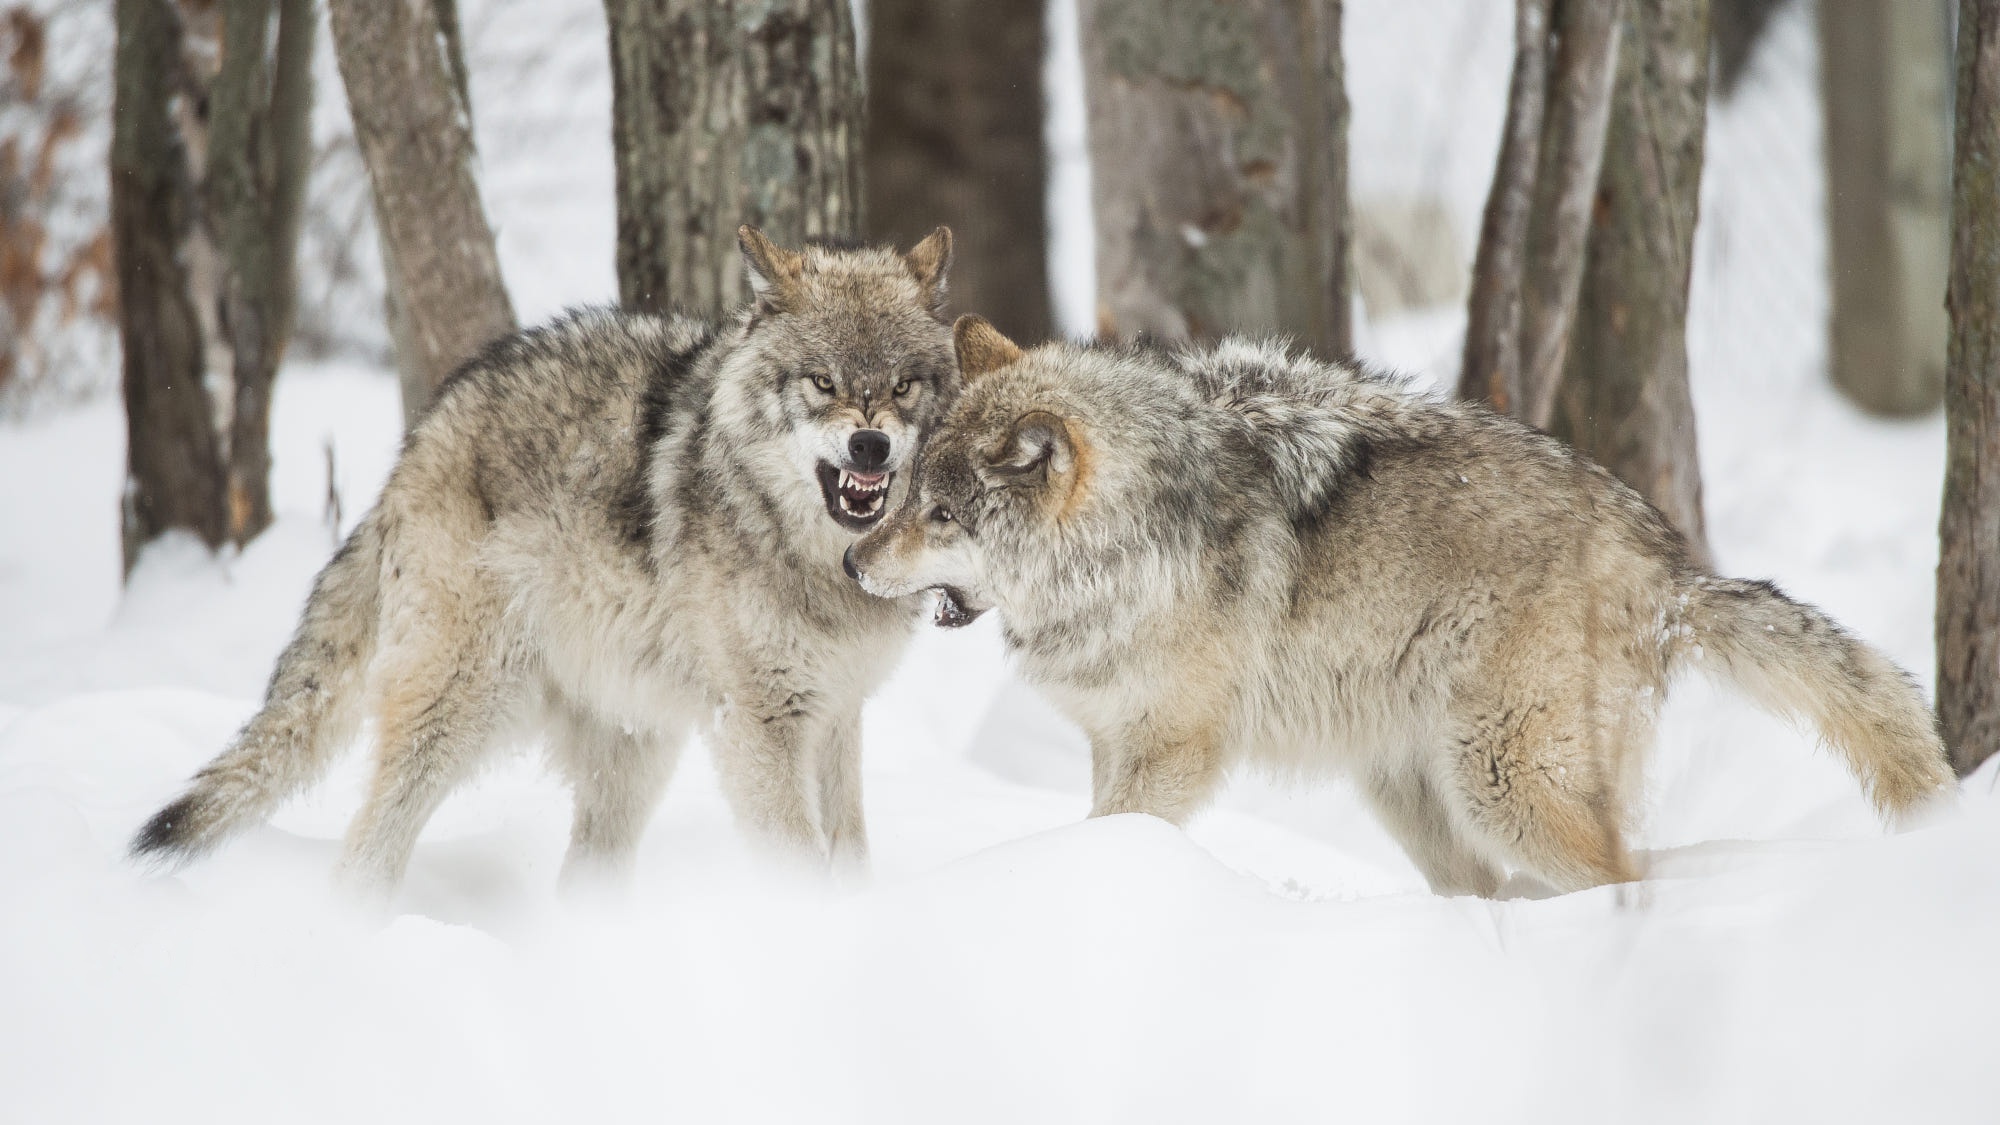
816,462,893,530
933,585,986,628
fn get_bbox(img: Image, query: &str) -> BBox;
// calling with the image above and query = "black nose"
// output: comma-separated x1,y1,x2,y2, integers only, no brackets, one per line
848,430,891,471
841,544,861,581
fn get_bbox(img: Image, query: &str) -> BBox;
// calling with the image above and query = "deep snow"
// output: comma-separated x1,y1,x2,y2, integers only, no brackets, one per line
3,1,1998,1122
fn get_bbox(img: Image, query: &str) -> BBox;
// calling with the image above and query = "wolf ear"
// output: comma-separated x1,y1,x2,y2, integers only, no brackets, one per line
984,410,1077,490
738,225,803,316
904,226,953,312
954,315,1023,381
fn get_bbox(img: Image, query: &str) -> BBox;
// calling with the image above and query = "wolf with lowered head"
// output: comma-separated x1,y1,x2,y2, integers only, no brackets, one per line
133,227,959,895
846,317,1952,895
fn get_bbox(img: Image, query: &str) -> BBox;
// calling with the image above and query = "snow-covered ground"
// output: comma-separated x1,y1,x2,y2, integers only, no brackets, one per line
4,2,1998,1121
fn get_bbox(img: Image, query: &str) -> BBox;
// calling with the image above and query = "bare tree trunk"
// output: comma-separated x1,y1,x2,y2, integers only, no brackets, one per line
1080,0,1351,355
208,0,314,541
1460,0,1551,411
1460,0,1621,423
1820,0,1951,416
111,0,225,573
1711,0,1787,98
1516,0,1622,428
1937,0,2000,777
329,0,515,428
865,0,1050,340
604,0,862,318
1554,0,1711,564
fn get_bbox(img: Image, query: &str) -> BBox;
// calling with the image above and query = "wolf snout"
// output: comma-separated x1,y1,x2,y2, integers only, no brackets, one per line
848,429,891,472
842,544,862,582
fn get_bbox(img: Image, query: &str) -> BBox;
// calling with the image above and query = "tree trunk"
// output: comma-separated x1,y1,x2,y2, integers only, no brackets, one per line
1711,0,1786,98
208,0,314,541
328,0,515,428
865,0,1050,341
1554,0,1711,564
1820,0,1951,416
1515,0,1622,429
110,0,226,574
604,0,863,318
1079,0,1351,355
1460,0,1551,412
1460,0,1621,424
1937,0,2000,777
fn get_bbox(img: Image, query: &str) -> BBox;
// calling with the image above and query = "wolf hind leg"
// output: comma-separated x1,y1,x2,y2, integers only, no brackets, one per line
1446,703,1640,895
549,701,683,895
334,637,514,897
1361,765,1502,897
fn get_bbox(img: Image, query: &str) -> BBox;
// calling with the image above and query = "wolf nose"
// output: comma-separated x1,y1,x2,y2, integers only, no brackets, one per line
841,544,861,582
848,430,891,471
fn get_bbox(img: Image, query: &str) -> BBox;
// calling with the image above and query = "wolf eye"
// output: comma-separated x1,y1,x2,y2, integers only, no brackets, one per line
807,373,835,394
894,377,918,397
930,505,953,524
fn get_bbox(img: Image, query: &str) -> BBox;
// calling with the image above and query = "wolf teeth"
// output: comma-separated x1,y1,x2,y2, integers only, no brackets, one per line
839,492,885,516
840,470,887,494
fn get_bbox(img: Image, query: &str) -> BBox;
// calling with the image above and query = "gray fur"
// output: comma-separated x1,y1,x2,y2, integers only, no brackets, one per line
133,229,959,895
850,327,1953,896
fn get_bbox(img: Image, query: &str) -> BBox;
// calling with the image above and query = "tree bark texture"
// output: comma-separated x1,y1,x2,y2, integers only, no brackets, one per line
111,0,227,573
865,0,1050,341
1711,0,1786,98
207,0,314,541
329,0,516,429
1460,0,1552,412
1080,0,1351,355
1515,0,1622,429
1820,0,1951,416
1554,0,1711,565
1462,0,1621,422
1937,0,2000,776
604,0,862,318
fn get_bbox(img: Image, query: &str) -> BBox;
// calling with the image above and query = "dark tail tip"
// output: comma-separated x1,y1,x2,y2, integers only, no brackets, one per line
130,793,205,863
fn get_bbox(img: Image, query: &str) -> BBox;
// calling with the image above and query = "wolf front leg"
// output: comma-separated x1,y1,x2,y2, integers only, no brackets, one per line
816,706,870,880
711,679,831,868
1087,717,1227,826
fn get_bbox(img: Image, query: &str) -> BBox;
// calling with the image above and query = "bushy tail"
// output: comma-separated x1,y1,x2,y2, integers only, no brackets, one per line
1680,577,1953,818
132,513,384,864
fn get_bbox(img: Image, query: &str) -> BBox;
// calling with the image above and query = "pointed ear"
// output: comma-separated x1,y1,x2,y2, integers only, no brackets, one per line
738,225,803,315
904,226,953,311
984,410,1077,490
954,314,1023,381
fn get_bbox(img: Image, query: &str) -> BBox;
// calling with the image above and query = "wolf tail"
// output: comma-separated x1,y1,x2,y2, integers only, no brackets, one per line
1679,576,1953,819
131,512,384,865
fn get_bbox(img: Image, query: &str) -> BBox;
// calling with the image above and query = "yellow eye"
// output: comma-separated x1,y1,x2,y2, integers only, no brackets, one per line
894,378,916,397
808,373,835,394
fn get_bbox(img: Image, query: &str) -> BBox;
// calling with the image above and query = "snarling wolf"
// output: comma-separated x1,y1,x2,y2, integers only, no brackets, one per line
133,227,959,894
846,317,1953,895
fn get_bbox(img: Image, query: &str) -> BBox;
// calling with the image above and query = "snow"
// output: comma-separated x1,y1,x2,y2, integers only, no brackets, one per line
3,0,1998,1121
